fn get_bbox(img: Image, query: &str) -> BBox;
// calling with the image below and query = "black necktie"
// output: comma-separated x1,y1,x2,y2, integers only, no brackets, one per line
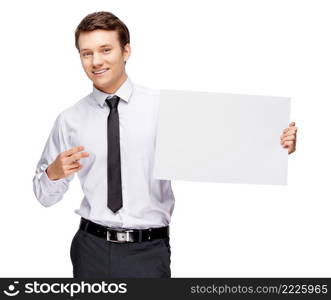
105,95,123,213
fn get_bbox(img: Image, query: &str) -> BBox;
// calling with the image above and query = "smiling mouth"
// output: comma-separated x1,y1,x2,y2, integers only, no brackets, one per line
92,68,109,76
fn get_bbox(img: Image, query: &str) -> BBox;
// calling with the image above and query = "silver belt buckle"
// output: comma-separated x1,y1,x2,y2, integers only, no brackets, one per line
107,229,134,243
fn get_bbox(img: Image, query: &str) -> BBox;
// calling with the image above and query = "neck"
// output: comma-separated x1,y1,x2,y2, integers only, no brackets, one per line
95,72,128,94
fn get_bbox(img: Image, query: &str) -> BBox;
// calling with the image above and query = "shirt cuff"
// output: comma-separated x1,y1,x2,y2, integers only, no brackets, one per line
40,169,67,193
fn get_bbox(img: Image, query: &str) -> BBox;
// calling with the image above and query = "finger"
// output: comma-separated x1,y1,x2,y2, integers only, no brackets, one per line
68,151,90,164
281,128,297,138
283,129,297,137
281,135,296,143
63,146,85,157
283,124,297,135
66,164,83,175
66,162,81,170
282,141,294,148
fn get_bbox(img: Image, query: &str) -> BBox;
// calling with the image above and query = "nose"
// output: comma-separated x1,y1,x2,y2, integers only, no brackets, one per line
92,52,103,67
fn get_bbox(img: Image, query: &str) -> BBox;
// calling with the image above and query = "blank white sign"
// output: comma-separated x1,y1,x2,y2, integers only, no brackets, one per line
153,90,291,185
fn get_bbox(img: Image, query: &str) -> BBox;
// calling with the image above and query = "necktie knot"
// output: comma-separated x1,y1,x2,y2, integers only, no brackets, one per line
105,95,120,110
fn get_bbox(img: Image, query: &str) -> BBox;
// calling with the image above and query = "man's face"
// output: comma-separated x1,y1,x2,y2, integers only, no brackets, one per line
78,29,130,91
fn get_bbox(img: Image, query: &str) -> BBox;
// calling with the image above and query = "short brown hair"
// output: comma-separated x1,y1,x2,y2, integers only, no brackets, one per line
75,11,130,52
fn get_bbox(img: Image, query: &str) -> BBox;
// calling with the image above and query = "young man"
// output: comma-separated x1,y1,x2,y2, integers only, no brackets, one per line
33,11,298,278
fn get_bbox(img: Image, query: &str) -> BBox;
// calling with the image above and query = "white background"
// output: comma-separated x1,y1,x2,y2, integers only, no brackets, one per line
0,0,330,277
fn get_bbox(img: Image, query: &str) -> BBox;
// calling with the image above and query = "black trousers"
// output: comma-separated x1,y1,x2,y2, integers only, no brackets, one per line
70,227,171,278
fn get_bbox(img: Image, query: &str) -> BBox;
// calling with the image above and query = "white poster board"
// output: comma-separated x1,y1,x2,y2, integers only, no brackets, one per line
153,90,290,185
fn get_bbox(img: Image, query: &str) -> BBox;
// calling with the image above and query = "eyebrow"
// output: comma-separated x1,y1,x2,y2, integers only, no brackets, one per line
80,44,113,51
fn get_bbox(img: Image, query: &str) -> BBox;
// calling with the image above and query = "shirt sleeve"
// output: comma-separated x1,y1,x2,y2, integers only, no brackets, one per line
32,113,75,207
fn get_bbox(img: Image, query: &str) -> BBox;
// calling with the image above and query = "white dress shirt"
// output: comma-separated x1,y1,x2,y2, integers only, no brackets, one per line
33,76,175,229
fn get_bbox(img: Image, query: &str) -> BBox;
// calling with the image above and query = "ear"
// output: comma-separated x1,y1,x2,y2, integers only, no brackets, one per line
123,43,131,62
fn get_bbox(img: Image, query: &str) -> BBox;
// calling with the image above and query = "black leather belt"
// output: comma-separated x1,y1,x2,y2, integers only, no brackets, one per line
79,218,169,243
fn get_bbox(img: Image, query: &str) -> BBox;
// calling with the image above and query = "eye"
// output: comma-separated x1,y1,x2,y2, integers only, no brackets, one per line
104,48,111,53
82,52,92,57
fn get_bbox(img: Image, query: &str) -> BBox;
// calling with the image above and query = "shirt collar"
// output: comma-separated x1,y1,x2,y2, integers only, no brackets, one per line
92,76,133,108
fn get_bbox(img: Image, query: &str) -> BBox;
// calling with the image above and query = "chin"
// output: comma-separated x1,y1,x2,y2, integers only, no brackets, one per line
93,78,113,88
